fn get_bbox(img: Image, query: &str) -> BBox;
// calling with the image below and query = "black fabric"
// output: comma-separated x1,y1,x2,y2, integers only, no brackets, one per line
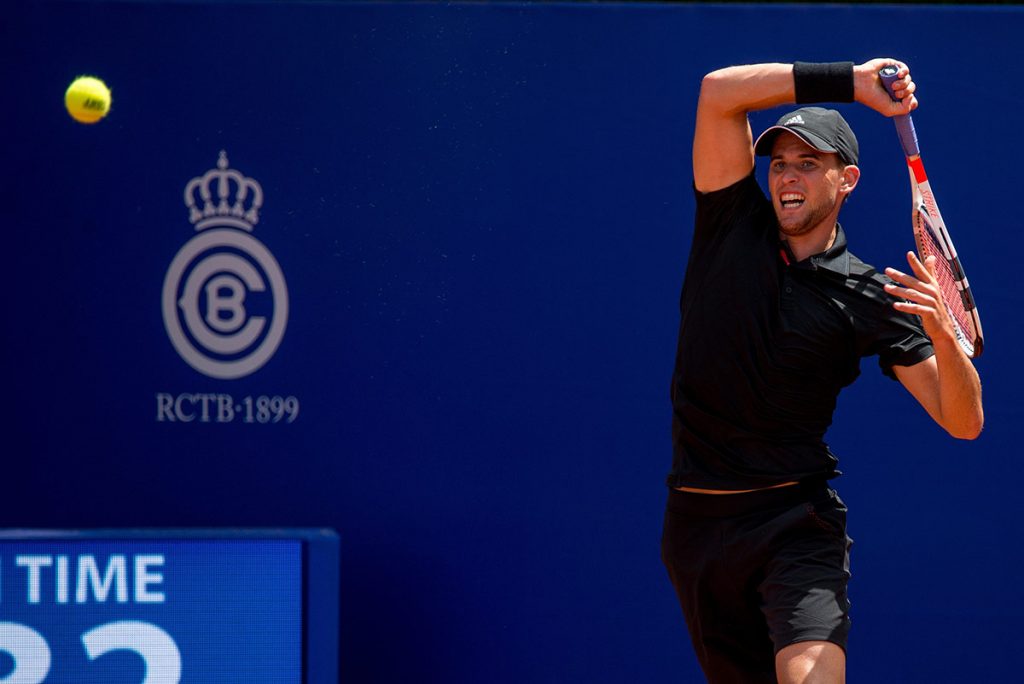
661,482,853,683
754,107,859,166
793,61,855,104
667,173,933,490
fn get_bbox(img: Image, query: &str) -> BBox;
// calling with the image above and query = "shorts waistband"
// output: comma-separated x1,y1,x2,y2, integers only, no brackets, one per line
666,479,831,517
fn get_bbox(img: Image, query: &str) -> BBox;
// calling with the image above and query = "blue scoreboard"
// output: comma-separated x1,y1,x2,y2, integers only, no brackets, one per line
0,529,338,683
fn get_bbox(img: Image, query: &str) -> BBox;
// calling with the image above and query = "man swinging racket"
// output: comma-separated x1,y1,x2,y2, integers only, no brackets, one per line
661,59,983,683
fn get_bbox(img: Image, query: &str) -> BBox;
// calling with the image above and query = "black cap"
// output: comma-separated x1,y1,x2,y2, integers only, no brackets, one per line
754,107,859,165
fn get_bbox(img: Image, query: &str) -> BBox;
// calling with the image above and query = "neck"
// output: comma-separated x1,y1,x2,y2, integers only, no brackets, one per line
783,222,837,262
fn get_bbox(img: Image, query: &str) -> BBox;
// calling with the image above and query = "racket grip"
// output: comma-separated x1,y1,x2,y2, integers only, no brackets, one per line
878,65,920,157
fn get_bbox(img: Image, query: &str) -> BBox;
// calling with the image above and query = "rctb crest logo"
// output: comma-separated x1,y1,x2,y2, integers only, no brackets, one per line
162,151,288,379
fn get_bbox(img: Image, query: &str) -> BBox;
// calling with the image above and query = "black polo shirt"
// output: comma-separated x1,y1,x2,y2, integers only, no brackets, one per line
667,172,934,490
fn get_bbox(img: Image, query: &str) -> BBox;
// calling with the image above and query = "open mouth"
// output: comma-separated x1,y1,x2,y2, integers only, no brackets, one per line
780,192,805,209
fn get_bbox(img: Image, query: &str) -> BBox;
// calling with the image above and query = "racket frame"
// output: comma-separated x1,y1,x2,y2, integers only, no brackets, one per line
879,66,984,358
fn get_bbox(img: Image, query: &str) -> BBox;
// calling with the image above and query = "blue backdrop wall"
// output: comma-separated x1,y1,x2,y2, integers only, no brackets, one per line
3,1,1020,681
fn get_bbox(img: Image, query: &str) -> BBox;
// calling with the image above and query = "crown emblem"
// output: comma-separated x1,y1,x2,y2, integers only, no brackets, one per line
184,150,263,231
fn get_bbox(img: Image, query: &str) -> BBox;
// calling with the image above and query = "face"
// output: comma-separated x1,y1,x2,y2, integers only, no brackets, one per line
768,132,851,239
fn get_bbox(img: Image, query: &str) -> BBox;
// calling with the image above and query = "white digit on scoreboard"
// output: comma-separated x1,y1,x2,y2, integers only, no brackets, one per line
0,620,181,683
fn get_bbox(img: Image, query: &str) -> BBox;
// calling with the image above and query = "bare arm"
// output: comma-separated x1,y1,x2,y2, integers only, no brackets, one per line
693,59,918,193
692,63,793,193
889,252,984,439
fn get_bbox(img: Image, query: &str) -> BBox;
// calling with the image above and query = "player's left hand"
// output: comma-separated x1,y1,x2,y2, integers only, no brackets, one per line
884,251,958,345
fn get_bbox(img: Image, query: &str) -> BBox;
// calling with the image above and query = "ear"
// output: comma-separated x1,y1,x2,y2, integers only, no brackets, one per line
839,164,861,196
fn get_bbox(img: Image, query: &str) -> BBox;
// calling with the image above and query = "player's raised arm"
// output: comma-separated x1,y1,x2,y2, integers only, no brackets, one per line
692,63,795,193
693,60,917,194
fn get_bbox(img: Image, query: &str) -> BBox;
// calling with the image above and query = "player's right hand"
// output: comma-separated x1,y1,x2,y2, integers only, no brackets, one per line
854,58,918,117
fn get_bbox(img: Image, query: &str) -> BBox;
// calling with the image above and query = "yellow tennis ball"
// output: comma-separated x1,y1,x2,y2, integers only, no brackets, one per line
65,76,111,124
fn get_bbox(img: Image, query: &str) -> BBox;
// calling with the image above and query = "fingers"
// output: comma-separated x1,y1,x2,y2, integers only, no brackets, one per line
856,58,919,115
883,281,932,306
883,62,909,88
884,252,941,303
886,65,918,113
884,252,952,335
905,250,935,282
888,251,937,285
862,57,908,77
890,300,931,317
893,78,918,112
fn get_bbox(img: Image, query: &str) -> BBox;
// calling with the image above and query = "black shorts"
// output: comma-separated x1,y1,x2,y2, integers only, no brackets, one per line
661,481,852,683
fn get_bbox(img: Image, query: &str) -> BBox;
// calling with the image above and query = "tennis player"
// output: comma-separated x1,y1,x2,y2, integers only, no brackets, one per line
661,59,983,683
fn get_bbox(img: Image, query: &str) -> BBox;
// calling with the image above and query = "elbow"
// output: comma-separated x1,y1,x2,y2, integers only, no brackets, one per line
948,412,984,441
697,71,742,122
698,67,760,118
701,69,728,88
699,69,732,102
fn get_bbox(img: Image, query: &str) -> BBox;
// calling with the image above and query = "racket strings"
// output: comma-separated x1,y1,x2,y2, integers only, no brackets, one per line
917,229,973,337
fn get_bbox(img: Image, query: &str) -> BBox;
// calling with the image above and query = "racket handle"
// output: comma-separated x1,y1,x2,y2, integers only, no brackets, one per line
879,65,920,157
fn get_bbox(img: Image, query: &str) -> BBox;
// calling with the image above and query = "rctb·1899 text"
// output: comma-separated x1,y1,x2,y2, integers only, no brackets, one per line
155,393,300,423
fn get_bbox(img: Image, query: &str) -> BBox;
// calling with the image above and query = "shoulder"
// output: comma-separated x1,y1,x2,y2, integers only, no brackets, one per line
692,172,773,248
841,250,934,372
695,170,764,200
845,251,892,293
838,251,916,324
694,172,770,222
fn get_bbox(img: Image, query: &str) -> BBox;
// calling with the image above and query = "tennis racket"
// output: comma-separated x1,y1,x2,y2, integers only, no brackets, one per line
878,66,983,358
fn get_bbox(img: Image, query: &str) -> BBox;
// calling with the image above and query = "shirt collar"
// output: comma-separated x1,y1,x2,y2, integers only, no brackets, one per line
781,223,850,276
